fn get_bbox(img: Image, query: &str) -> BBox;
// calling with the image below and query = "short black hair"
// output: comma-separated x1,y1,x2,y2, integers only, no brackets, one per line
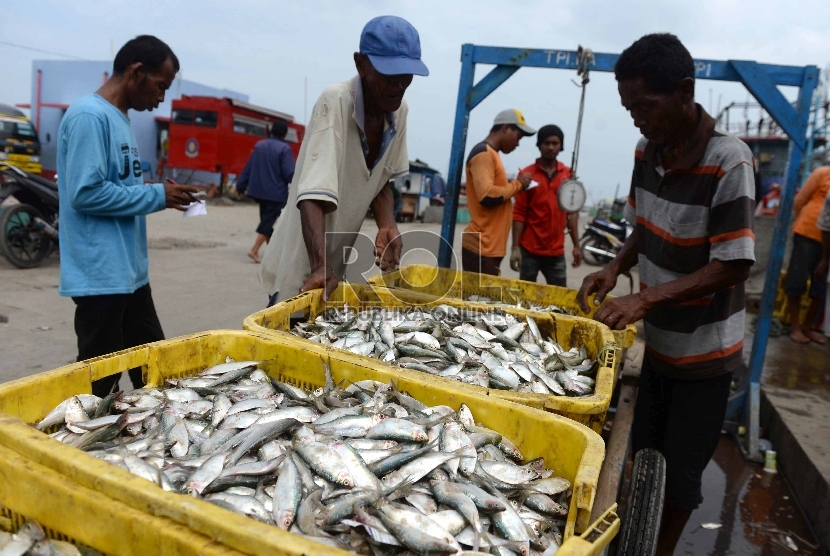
270,120,289,139
113,35,180,75
490,123,519,134
614,33,694,95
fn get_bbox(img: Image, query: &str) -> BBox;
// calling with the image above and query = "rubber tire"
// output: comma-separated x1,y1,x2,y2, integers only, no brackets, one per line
616,448,666,556
0,204,51,269
580,234,613,266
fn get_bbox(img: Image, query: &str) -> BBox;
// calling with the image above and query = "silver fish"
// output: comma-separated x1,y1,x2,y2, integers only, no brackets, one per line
184,452,228,495
273,456,302,530
294,441,354,488
36,394,101,431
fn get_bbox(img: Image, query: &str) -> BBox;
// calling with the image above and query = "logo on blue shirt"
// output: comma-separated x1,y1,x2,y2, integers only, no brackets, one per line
117,143,142,181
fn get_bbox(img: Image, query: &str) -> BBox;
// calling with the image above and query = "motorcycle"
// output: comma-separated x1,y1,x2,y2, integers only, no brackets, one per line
0,164,59,268
580,198,633,266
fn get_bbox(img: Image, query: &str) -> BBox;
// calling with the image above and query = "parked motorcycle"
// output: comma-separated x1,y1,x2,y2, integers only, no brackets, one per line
580,198,633,266
0,164,59,268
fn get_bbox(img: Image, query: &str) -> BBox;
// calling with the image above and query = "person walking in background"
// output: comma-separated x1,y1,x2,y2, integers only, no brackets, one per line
58,36,198,398
237,120,295,263
510,124,582,286
461,109,535,275
785,165,830,344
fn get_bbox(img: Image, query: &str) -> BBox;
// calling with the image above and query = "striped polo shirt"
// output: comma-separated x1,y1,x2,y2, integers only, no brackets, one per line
623,105,756,379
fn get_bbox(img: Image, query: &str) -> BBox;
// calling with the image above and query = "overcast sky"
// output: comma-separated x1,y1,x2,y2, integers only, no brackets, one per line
2,0,829,201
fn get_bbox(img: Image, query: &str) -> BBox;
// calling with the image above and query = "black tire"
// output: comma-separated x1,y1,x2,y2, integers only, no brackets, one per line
580,234,612,266
616,448,666,556
0,204,51,269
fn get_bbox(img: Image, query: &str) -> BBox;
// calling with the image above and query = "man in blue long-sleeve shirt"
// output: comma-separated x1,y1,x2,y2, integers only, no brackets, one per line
236,120,295,263
57,35,198,397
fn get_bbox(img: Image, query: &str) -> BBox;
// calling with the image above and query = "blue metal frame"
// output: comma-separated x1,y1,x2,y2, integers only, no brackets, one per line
439,44,819,460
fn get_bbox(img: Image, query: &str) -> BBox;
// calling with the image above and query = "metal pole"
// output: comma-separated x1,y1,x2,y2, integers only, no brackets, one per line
438,44,475,268
801,86,822,180
35,69,42,133
743,68,819,461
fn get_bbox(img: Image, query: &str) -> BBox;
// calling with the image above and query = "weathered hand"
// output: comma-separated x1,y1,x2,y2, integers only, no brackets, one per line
374,227,402,271
509,246,522,272
572,246,583,268
577,269,618,313
517,173,533,189
164,178,200,211
300,264,339,301
593,293,648,330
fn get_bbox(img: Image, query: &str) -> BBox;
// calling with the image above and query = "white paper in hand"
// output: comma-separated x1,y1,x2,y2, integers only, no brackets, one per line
526,180,540,191
183,201,207,217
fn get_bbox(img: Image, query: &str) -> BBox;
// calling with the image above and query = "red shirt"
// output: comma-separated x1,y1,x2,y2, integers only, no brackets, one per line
513,159,571,257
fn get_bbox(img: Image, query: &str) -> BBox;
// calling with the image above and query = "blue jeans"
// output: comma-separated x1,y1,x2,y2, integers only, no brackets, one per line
519,247,566,287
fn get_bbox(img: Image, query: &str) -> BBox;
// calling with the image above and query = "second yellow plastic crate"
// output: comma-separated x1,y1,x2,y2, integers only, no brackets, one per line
244,284,618,433
0,329,607,554
368,264,637,348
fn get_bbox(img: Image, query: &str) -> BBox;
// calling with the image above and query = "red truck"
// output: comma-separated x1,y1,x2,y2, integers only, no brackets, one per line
165,96,304,186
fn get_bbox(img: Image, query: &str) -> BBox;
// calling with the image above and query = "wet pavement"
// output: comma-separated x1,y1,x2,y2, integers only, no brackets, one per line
760,332,830,399
674,435,823,555
757,330,830,554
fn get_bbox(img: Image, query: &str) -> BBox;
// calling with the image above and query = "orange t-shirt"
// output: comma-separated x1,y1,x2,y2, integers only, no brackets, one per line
793,167,830,242
462,142,523,257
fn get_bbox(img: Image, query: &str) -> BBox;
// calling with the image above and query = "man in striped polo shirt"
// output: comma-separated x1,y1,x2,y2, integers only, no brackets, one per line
578,34,755,552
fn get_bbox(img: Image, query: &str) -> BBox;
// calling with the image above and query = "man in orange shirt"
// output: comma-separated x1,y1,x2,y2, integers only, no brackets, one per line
461,109,534,275
786,165,830,343
510,124,582,286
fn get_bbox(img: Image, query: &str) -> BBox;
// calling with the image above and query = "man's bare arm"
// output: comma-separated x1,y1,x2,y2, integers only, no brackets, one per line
511,221,525,250
593,258,752,330
370,182,397,229
370,182,402,271
299,199,338,299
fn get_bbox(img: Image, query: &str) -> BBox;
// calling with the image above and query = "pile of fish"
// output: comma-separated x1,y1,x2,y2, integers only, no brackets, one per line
0,520,95,556
37,360,573,555
292,305,598,397
464,291,574,315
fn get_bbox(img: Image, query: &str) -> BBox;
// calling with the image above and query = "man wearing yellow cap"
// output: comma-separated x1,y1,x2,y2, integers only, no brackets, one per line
461,109,535,275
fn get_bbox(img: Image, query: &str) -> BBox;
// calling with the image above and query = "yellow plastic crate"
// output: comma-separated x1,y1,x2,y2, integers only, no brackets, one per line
0,329,607,554
0,443,244,556
557,504,620,556
368,264,637,348
243,284,618,433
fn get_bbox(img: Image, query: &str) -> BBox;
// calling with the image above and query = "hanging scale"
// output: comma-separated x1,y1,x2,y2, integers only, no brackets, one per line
557,45,593,213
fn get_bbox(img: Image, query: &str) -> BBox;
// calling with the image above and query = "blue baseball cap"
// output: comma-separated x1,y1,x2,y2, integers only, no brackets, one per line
359,16,429,77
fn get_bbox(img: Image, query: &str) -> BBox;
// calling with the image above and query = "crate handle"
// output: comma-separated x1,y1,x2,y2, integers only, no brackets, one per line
598,342,620,369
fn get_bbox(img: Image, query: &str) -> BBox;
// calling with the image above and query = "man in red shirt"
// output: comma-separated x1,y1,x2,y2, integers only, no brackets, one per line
510,125,582,286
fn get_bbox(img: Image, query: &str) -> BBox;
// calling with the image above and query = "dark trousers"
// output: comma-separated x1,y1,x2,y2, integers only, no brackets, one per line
785,233,827,300
256,199,286,238
519,248,566,286
72,284,165,398
632,352,733,511
461,247,503,276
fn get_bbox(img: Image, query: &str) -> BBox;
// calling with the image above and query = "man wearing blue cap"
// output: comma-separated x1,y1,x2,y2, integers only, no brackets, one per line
260,16,428,303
